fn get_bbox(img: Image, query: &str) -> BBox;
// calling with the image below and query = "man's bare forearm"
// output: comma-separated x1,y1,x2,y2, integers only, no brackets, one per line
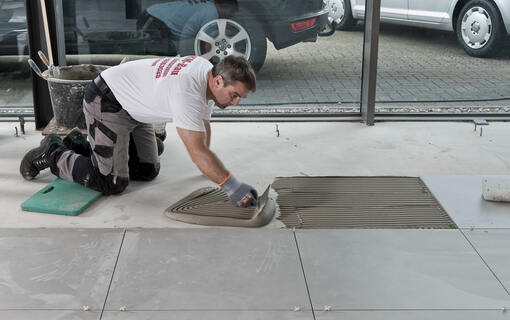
204,120,211,148
191,149,229,184
176,126,227,184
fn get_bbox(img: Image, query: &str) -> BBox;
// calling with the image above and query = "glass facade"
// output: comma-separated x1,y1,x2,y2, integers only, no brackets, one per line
372,0,510,114
0,0,32,108
4,0,509,117
60,0,362,115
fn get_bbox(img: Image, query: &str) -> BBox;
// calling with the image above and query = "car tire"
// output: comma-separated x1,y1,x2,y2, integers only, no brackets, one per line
136,13,178,56
332,0,357,30
455,0,504,57
181,17,267,72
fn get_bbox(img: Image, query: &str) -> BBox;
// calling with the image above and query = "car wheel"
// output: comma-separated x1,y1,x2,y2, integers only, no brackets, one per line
456,0,504,57
329,0,357,30
182,18,267,72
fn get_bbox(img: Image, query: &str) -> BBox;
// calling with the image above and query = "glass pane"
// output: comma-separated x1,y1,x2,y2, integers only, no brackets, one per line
0,0,32,108
375,0,510,115
62,0,363,115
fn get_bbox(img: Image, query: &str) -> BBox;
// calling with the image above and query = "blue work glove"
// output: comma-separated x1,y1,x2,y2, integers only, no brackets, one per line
220,173,258,208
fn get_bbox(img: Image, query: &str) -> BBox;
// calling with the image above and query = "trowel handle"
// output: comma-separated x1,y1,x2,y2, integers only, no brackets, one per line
38,50,51,69
28,59,44,79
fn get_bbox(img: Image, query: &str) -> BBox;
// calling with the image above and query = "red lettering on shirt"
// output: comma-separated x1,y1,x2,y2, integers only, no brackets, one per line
155,58,171,78
170,56,197,76
151,58,163,66
182,56,197,63
162,58,179,77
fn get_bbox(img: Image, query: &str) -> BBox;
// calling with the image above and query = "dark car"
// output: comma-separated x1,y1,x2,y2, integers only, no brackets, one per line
1,0,328,72
133,0,328,70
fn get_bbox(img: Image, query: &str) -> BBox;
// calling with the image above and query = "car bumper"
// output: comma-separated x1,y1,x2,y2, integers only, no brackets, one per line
270,8,329,50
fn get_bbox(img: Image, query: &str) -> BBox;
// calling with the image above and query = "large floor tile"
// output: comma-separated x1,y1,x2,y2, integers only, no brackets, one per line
0,310,100,320
464,229,510,292
0,229,123,310
421,175,510,228
315,310,510,320
102,310,313,319
106,229,309,310
296,230,510,309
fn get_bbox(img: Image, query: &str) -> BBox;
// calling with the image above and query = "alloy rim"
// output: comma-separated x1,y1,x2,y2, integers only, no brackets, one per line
194,19,252,63
461,6,492,49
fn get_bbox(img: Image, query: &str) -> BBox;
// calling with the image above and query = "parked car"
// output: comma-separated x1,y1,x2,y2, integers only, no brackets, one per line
137,0,329,71
0,0,329,72
327,0,510,57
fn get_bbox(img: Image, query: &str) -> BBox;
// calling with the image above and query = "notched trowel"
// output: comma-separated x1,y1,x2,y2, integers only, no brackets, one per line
165,185,276,227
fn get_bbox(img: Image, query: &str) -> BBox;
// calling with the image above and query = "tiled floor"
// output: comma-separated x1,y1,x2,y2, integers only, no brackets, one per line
422,175,510,229
1,227,509,319
0,229,122,311
314,311,510,320
463,229,510,292
105,229,309,311
296,229,509,310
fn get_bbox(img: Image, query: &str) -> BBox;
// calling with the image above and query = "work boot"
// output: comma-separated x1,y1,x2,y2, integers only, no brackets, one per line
20,134,63,180
63,127,91,157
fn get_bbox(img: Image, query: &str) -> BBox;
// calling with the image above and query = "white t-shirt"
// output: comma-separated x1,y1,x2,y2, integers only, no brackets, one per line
101,56,214,132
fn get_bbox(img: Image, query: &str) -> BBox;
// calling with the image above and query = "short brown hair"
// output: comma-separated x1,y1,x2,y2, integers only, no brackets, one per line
212,56,256,92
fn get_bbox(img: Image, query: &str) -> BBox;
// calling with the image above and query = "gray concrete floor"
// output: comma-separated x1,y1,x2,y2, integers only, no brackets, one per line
1,120,510,319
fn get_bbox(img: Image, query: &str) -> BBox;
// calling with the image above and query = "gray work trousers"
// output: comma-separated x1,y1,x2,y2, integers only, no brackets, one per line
52,84,160,195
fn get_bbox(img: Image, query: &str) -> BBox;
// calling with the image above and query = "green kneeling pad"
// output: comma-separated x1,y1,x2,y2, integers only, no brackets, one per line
21,178,102,216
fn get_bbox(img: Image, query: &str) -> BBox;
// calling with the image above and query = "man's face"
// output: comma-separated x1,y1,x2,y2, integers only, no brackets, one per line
211,76,250,109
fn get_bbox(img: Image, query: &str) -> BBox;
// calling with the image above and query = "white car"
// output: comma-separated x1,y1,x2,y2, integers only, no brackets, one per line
326,0,510,57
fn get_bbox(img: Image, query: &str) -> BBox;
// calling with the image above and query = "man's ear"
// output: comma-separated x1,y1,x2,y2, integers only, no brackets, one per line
214,75,224,88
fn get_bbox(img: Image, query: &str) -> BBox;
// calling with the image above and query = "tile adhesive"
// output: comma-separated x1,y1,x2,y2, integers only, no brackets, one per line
166,177,456,229
272,176,457,229
165,186,277,227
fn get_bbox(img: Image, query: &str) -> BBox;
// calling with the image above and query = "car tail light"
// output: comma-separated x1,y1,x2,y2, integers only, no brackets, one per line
291,18,317,33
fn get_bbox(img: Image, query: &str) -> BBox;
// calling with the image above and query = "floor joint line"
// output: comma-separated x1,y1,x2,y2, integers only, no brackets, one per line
99,228,127,320
293,230,316,320
458,228,510,297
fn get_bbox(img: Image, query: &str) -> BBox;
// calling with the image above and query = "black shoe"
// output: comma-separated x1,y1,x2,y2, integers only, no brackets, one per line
63,127,91,156
20,134,62,180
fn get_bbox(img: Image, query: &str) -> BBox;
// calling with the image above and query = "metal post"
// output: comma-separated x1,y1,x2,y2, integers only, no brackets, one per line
360,0,381,126
55,0,67,66
26,0,63,129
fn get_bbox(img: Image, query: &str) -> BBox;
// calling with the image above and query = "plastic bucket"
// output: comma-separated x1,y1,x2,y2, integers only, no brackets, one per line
42,64,110,128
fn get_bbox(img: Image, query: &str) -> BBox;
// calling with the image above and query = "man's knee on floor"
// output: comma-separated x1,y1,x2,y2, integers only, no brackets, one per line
71,156,129,195
130,162,160,181
107,176,129,195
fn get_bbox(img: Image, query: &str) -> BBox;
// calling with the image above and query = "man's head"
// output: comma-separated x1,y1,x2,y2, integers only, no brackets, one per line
215,0,239,18
208,56,256,109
